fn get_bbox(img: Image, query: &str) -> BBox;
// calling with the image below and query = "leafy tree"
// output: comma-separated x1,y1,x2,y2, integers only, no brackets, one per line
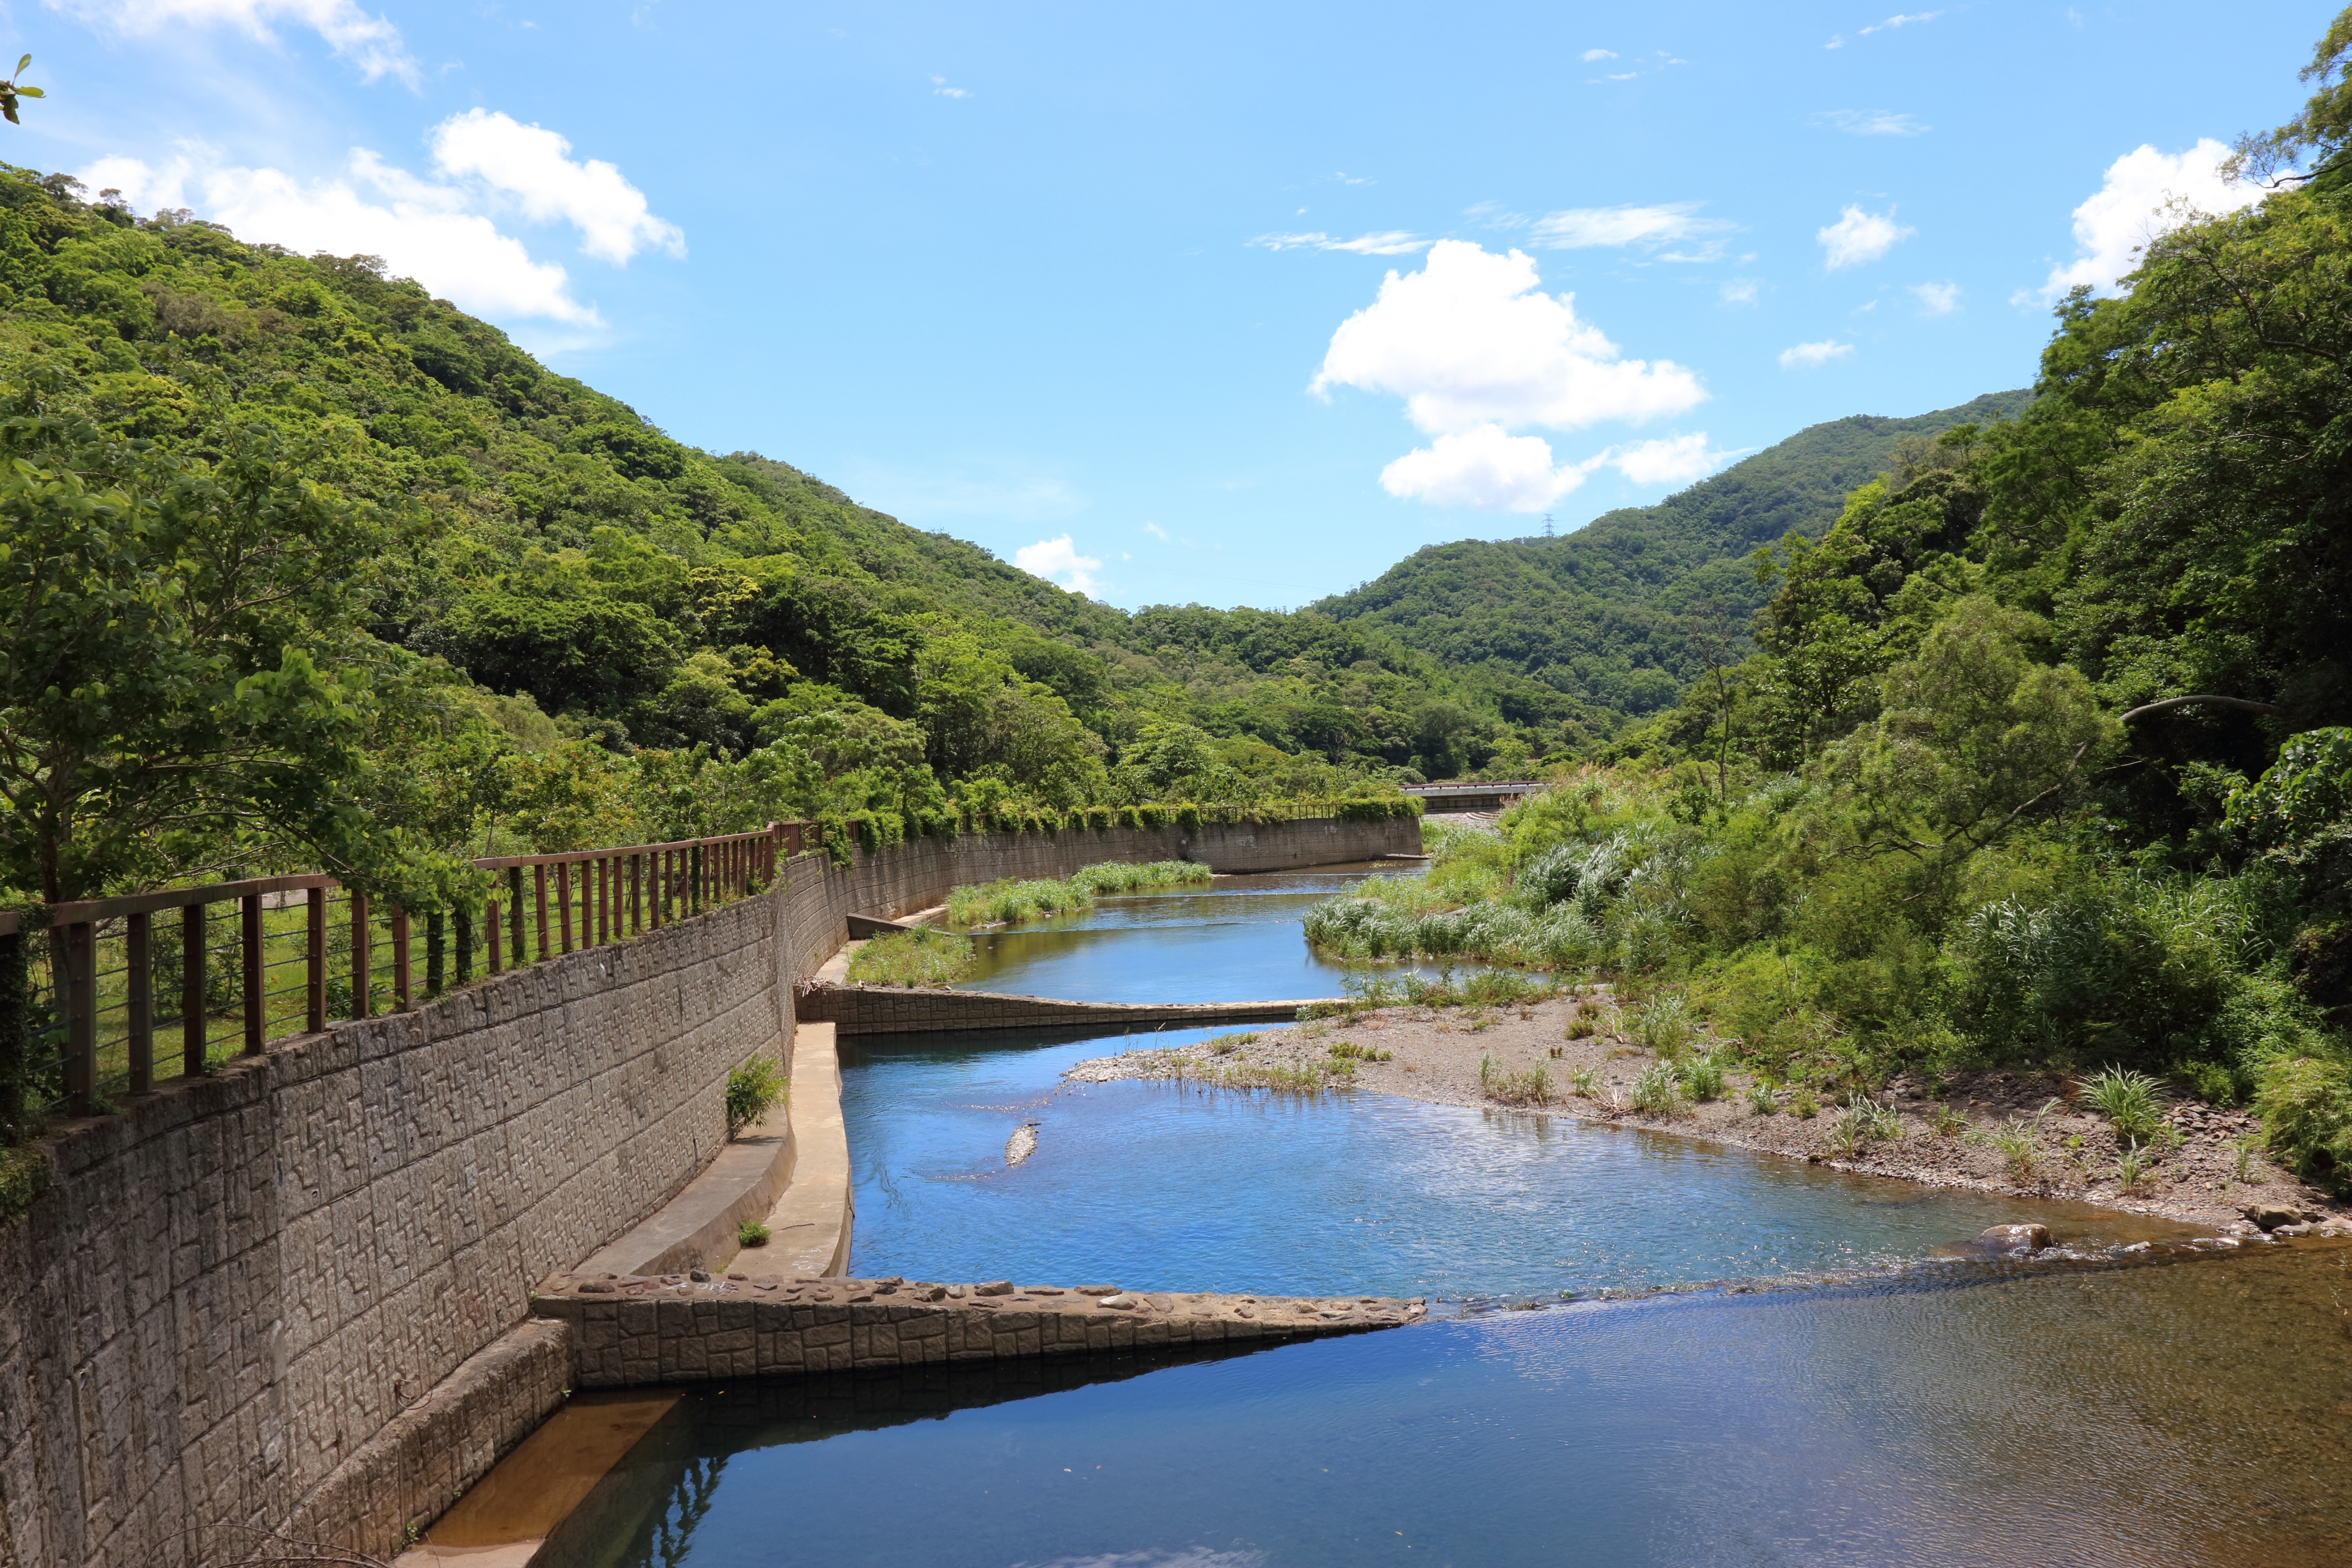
0,390,383,900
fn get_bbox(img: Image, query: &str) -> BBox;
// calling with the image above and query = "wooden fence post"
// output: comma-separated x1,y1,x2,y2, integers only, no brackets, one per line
391,906,412,1010
534,865,550,961
60,923,95,1117
183,903,207,1073
240,894,264,1054
306,888,326,1033
126,911,152,1096
487,896,503,976
351,891,371,1021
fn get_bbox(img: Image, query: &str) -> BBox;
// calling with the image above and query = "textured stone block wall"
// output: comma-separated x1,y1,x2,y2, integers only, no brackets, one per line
0,897,785,1568
0,813,1412,1567
796,984,1320,1036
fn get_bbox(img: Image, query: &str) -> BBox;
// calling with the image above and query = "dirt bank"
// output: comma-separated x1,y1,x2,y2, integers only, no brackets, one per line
1066,994,2349,1235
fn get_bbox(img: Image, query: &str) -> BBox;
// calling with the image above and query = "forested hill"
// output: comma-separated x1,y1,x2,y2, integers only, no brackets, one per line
1312,391,2030,730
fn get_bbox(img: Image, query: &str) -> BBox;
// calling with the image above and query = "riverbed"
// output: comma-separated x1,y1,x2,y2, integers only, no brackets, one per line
530,871,2352,1567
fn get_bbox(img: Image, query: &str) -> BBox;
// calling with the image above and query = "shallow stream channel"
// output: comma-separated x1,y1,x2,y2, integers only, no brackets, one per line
536,868,2352,1567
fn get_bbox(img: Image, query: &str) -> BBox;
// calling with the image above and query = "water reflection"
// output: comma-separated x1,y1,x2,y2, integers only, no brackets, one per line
540,1240,2352,1568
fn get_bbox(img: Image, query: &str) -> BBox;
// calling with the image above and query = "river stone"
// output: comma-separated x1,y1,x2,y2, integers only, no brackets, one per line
1075,1285,1122,1296
1977,1224,2051,1254
2241,1203,2307,1231
1096,1294,1137,1310
973,1280,1014,1296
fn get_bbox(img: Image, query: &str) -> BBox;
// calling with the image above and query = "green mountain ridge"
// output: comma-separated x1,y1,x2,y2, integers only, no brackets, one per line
1310,390,2033,732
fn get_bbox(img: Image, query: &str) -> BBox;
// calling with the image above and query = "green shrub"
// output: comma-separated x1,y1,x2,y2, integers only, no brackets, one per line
1483,1062,1551,1105
1630,993,1698,1060
726,1057,786,1137
2255,1054,2352,1184
1631,1060,1682,1115
1679,1052,1727,1102
846,927,975,988
737,1220,771,1248
946,860,1206,926
0,1144,47,1226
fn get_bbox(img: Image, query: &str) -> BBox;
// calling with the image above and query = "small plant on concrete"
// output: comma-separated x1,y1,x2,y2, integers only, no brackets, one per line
1679,1053,1727,1103
2082,1067,2167,1142
726,1057,786,1137
1631,1060,1683,1115
738,1220,771,1248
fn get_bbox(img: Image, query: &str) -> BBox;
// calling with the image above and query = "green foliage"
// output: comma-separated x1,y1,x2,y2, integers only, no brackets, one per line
2255,1053,2352,1184
0,1141,44,1225
1678,1051,1727,1103
944,860,1209,926
846,926,975,988
1631,1060,1683,1115
725,1056,785,1137
736,1220,770,1248
2079,1067,2168,1141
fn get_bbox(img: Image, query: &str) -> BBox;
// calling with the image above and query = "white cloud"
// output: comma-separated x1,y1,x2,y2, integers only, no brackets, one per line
1014,535,1104,595
429,110,683,265
1528,201,1729,251
1312,241,1706,435
1382,424,1586,512
1817,204,1913,269
1910,280,1961,315
1580,47,1617,60
1859,11,1941,34
1379,425,1734,511
1141,522,1170,541
930,76,970,98
1818,109,1928,137
1825,34,1845,48
1719,277,1761,306
1250,230,1429,255
48,0,416,84
1611,433,1732,486
2036,139,2256,300
90,148,606,324
1779,340,1855,368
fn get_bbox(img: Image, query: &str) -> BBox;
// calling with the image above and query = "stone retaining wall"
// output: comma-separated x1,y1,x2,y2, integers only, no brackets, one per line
795,983,1329,1036
0,814,1413,1567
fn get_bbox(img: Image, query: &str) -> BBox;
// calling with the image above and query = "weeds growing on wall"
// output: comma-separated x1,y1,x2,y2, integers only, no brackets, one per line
726,1057,786,1137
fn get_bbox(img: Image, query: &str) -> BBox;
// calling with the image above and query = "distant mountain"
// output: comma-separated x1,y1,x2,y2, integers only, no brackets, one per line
1310,390,2034,731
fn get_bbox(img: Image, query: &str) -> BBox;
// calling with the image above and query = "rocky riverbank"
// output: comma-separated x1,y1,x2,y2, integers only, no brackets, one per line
1066,995,2349,1235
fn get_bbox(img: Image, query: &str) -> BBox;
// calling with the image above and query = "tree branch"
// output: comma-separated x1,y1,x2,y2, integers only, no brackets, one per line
2118,694,2284,724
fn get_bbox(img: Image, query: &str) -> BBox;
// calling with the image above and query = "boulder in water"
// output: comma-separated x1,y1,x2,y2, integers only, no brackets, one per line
1976,1223,2051,1254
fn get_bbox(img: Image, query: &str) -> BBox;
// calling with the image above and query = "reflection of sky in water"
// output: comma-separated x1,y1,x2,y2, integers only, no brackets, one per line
843,1024,2176,1299
545,1243,2352,1568
946,868,1429,1004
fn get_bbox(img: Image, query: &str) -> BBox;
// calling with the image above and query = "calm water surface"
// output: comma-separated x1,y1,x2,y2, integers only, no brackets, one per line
536,873,2352,1566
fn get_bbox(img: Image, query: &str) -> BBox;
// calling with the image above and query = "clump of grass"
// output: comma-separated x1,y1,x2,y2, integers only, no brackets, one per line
1745,1081,1778,1117
948,861,1208,926
1564,1015,1597,1040
1631,1060,1683,1116
1928,1102,1967,1137
1567,1066,1602,1098
1207,1032,1256,1056
1679,1053,1727,1103
737,1220,771,1248
726,1057,786,1137
1483,1061,1552,1106
1629,992,1698,1060
1209,1058,1351,1094
1828,1099,1906,1156
1788,1089,1821,1119
1328,1040,1392,1062
1973,1111,2050,1183
2081,1066,2168,1142
846,926,976,988
2113,1140,2152,1194
2232,1133,2260,1183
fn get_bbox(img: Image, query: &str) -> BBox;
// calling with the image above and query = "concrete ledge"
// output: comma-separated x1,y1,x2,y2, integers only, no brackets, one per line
529,1275,1424,1385
846,911,923,937
755,1021,853,1278
797,983,1335,1036
286,1318,574,1561
572,1102,796,1280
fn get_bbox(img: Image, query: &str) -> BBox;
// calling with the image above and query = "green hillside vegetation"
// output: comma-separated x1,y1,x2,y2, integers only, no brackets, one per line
0,166,1453,909
1311,390,2030,746
1305,18,2352,1183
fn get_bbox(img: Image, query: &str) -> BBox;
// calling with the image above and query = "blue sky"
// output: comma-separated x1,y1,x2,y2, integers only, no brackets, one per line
10,1,2336,609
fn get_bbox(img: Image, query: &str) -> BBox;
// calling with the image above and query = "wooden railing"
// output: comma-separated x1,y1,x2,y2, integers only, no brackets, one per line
2,822,812,1118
